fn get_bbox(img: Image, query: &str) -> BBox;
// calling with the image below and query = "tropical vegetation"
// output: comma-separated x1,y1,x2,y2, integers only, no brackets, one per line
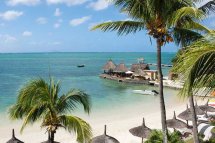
91,0,214,142
172,31,215,98
145,130,184,143
9,78,92,143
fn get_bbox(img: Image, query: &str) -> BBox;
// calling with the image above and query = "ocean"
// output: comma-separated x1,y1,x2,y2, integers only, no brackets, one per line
0,52,177,114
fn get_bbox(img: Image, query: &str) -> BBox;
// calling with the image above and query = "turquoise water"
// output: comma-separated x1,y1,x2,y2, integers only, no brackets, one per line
0,52,176,113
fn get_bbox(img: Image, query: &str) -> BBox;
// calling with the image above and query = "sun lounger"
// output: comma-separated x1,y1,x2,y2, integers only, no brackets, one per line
198,123,215,141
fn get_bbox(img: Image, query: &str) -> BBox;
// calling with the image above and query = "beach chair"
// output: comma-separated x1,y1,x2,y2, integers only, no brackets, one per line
198,123,215,141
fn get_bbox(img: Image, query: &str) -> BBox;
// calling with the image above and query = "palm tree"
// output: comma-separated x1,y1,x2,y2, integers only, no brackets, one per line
172,31,215,142
9,78,92,143
91,0,209,142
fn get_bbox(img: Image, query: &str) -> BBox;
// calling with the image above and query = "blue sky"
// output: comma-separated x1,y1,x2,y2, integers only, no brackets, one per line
0,0,214,53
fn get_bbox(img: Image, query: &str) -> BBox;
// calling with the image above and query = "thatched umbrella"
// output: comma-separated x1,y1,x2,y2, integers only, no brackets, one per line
167,111,187,130
91,125,120,143
178,104,205,125
129,118,152,143
199,100,215,112
103,60,116,72
133,69,147,77
114,63,128,73
194,102,205,115
7,129,24,143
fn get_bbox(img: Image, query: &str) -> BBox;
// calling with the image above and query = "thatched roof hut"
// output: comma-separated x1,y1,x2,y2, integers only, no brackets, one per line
130,63,150,72
103,60,116,71
114,63,128,73
133,69,147,77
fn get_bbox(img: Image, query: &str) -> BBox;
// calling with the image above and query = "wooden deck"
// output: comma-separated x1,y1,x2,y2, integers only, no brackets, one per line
99,74,152,85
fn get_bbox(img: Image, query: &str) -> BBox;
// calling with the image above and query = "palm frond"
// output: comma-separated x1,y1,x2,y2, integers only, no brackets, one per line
59,115,92,143
20,103,49,132
170,7,205,26
173,28,203,47
17,78,50,106
172,31,215,98
91,21,145,35
114,0,151,20
56,89,91,114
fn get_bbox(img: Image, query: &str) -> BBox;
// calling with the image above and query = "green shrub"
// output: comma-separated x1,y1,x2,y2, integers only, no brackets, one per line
145,130,184,143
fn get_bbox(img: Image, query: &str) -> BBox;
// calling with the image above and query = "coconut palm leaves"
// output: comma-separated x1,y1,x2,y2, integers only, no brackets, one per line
172,31,215,97
9,78,92,143
92,21,145,35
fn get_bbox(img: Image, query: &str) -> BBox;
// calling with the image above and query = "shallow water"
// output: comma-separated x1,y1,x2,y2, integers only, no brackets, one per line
0,52,176,114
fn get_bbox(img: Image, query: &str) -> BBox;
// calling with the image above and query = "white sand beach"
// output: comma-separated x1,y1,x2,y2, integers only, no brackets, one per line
0,96,207,143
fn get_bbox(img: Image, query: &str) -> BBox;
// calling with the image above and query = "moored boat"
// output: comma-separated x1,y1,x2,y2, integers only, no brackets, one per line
77,65,85,68
132,90,159,95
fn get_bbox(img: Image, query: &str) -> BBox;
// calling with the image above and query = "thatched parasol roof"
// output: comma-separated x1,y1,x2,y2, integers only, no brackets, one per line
199,100,215,112
178,105,192,121
114,63,128,73
133,69,147,77
130,63,150,72
178,104,205,121
103,60,116,71
7,129,24,143
167,111,187,129
195,102,205,115
129,118,152,140
91,125,120,143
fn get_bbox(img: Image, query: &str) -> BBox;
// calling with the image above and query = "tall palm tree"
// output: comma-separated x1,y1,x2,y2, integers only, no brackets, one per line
172,31,215,143
9,78,92,143
91,0,209,142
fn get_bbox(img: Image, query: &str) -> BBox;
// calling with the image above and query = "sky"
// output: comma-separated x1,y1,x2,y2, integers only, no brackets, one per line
0,0,214,53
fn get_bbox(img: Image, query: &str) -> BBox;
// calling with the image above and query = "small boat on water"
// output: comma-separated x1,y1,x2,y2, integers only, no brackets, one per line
77,65,85,68
132,90,159,95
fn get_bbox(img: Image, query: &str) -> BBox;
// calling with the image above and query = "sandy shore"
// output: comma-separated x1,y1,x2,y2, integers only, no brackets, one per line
0,97,207,143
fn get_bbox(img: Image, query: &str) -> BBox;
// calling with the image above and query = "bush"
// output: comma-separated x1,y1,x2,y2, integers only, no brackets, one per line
145,130,184,143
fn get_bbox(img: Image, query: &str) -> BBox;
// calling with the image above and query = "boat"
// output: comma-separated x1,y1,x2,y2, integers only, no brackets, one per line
132,90,159,95
77,65,85,68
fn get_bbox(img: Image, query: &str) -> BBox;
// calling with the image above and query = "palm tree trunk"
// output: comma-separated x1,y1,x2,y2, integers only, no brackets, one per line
50,131,55,143
156,39,168,143
189,96,199,143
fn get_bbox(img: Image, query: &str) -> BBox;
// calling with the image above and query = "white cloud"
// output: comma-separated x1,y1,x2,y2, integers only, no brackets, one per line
53,19,62,28
70,16,91,26
88,0,110,11
47,0,88,6
0,10,23,21
36,17,47,24
22,31,32,36
0,34,17,43
54,23,60,28
54,8,62,16
7,0,41,6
